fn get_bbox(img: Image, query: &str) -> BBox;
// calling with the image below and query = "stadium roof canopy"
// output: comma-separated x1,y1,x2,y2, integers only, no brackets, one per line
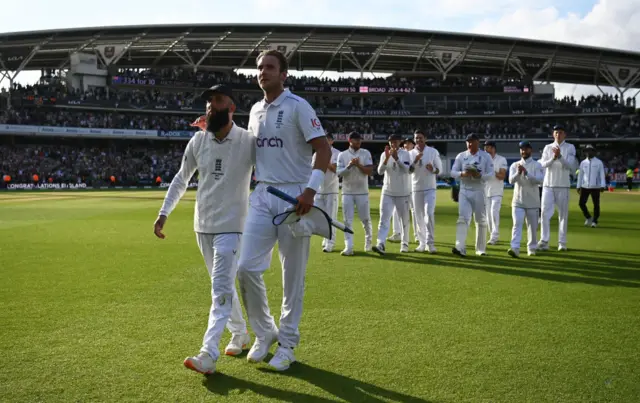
1,23,640,89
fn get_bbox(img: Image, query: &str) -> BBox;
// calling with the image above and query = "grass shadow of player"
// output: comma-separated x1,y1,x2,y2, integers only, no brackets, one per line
570,248,640,259
202,371,336,403
256,362,433,403
440,256,640,288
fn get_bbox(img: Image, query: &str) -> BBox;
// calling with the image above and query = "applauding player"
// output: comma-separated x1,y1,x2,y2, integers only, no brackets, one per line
507,141,544,257
336,132,374,255
373,134,412,255
408,130,442,253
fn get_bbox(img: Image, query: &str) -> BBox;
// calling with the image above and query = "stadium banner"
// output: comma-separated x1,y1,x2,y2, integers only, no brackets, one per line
0,124,158,139
157,130,194,138
4,183,89,190
109,76,533,94
51,98,626,118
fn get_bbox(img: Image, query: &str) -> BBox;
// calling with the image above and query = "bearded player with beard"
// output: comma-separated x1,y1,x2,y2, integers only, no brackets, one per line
154,84,256,375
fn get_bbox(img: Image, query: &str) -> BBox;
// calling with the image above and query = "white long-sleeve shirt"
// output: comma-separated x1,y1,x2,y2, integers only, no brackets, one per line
509,157,544,209
337,147,373,195
450,149,494,191
577,157,606,189
486,153,509,197
539,141,576,188
159,124,256,234
408,146,442,191
313,146,340,194
378,149,412,196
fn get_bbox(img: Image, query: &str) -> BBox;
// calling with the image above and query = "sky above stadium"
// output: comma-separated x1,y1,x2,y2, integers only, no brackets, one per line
1,0,640,100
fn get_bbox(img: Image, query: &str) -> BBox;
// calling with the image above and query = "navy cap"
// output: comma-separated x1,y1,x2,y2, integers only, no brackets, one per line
388,133,403,141
519,140,532,149
484,140,496,148
585,144,595,150
553,124,565,131
465,133,479,141
404,138,415,144
348,131,361,140
200,84,235,102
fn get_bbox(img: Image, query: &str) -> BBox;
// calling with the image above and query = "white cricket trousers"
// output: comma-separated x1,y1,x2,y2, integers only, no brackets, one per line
341,194,372,250
510,207,539,252
486,195,503,242
237,183,311,349
412,189,437,247
540,187,569,246
392,196,417,238
455,188,488,253
195,232,247,360
378,194,410,246
314,192,339,249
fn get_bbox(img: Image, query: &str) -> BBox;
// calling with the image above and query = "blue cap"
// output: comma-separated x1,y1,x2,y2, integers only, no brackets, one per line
465,133,479,141
519,140,532,149
553,124,565,131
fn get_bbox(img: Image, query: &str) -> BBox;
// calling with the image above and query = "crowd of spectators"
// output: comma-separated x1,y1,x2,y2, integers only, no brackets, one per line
2,107,638,138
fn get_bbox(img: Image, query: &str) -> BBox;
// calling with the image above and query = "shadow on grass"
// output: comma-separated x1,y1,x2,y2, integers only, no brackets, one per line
203,362,432,402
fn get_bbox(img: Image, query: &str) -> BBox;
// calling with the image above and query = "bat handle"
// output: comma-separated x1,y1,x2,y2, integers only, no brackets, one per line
266,186,299,205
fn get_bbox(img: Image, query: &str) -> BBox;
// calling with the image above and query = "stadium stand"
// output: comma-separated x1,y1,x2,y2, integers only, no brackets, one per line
1,24,640,190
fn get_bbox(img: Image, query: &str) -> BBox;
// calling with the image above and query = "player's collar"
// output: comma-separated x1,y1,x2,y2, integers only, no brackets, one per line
266,89,290,107
210,123,236,143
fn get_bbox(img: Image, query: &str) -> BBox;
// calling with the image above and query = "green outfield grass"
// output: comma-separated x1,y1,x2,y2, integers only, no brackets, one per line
0,189,639,403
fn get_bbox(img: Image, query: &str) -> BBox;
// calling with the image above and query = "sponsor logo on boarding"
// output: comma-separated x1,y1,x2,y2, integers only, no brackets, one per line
256,136,284,148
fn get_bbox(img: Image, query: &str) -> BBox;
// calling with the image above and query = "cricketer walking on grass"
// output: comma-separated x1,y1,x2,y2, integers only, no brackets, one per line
373,133,412,255
408,130,442,253
577,144,606,228
237,50,332,371
507,141,545,258
483,140,508,245
450,133,494,257
154,84,255,375
312,133,341,253
538,124,577,251
336,132,374,255
390,138,419,243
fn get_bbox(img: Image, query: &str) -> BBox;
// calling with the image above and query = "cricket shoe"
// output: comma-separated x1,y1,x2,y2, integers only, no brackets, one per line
415,244,426,253
247,329,278,363
322,247,333,253
475,251,487,256
340,248,354,256
428,245,437,254
184,352,216,375
527,250,536,256
400,243,409,253
537,241,549,251
268,346,296,371
372,243,386,256
364,241,372,252
584,218,593,227
452,247,466,257
225,332,251,356
387,234,401,242
508,248,520,258
488,239,499,246
558,245,568,252
591,222,597,228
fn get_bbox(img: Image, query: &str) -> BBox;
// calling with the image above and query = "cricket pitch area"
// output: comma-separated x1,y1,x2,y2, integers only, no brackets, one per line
1,189,639,402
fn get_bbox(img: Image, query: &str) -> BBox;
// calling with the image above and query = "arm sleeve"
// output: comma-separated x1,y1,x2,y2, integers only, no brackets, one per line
377,153,387,176
159,138,198,217
508,163,519,185
481,154,495,182
451,154,463,179
599,162,606,188
295,100,326,143
434,152,443,175
576,161,583,188
397,150,411,172
539,146,554,168
336,153,348,177
558,144,576,170
530,162,545,185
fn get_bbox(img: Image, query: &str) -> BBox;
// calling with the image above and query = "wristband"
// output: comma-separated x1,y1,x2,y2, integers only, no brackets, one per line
306,169,325,192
